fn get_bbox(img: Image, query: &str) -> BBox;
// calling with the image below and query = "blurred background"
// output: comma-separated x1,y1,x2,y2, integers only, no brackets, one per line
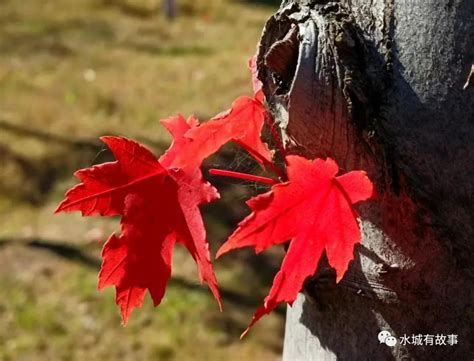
0,0,286,360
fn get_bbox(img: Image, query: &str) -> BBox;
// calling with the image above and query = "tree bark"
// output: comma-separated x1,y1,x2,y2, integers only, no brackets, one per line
256,1,473,360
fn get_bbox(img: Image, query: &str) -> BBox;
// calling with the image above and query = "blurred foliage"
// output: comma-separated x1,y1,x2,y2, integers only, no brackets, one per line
0,0,285,360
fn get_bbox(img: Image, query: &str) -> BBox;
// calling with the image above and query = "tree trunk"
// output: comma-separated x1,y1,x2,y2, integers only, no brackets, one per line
162,0,177,20
256,1,473,360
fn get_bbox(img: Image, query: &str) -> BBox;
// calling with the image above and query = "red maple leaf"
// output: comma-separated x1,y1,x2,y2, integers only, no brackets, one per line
163,57,281,175
172,98,272,169
56,118,222,324
216,156,374,336
171,56,271,170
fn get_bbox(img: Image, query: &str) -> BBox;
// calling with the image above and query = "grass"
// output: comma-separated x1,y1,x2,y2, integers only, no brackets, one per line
0,1,285,360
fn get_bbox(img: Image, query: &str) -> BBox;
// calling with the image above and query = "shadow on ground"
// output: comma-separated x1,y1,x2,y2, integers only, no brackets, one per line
0,236,284,317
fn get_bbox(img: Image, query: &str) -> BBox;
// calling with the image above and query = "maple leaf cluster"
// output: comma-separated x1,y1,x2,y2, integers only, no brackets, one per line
56,56,374,335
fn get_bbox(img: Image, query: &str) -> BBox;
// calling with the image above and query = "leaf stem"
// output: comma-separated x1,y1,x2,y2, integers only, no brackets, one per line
209,169,278,185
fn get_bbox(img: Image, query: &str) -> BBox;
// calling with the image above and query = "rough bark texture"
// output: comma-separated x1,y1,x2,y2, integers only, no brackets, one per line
256,0,473,360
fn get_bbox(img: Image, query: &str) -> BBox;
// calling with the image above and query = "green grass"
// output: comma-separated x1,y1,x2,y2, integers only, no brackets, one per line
0,242,284,361
0,1,285,360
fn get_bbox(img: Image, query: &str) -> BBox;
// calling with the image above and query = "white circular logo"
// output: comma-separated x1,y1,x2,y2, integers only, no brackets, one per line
378,331,397,347
385,336,397,347
378,330,391,343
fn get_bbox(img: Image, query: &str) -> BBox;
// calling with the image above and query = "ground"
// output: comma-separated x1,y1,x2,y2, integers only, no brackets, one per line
0,1,284,360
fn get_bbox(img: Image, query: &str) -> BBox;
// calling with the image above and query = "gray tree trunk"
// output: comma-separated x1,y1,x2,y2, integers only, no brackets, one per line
255,1,473,360
162,0,177,20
